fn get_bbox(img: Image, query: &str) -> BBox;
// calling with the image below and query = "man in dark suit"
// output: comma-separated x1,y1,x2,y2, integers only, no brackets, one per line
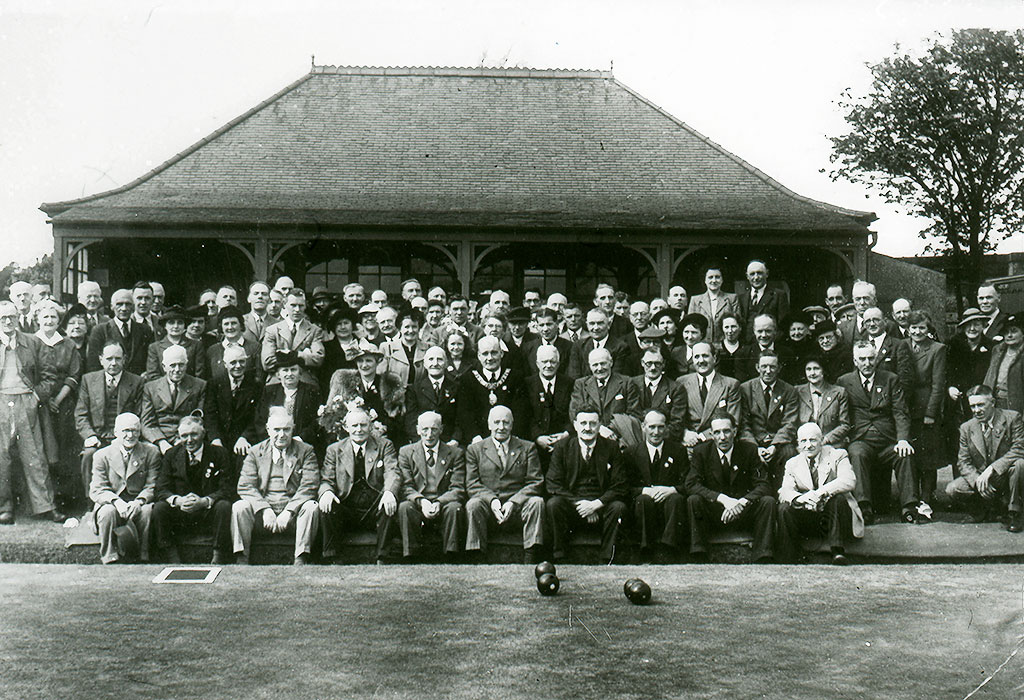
8,281,36,333
946,385,1024,530
318,407,400,562
403,345,459,442
625,409,688,560
231,407,320,565
504,306,538,373
397,411,466,560
861,307,915,394
0,302,64,524
630,348,688,442
203,345,262,488
838,281,900,347
87,288,154,376
545,406,629,562
594,283,633,339
685,411,776,562
151,415,234,563
977,284,1010,342
736,314,795,382
256,351,321,450
737,260,788,338
569,347,641,438
525,345,572,466
140,345,208,455
455,336,526,443
522,307,573,377
679,342,743,449
567,308,634,379
88,412,161,563
74,342,145,503
836,341,920,524
465,405,545,561
77,280,109,330
739,351,799,488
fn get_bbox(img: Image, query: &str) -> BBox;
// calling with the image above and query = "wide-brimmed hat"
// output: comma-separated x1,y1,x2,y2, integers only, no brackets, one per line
650,308,680,327
679,313,709,335
351,339,384,360
275,350,302,369
217,305,245,326
957,307,988,328
158,305,189,326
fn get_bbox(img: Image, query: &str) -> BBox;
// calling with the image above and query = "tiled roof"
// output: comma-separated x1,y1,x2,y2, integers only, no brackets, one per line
42,66,874,233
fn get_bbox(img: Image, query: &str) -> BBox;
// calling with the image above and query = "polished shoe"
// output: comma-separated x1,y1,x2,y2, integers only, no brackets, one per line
1007,514,1023,533
831,552,849,566
0,512,14,525
860,504,875,526
900,509,917,524
210,550,229,565
234,552,250,565
43,510,69,523
293,553,310,566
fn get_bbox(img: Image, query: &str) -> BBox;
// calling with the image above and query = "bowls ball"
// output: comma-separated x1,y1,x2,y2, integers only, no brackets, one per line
625,579,652,605
535,561,556,579
537,573,560,596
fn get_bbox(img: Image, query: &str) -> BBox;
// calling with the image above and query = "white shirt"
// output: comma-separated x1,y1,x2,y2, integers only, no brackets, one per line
541,376,556,394
105,371,122,388
718,447,735,466
871,332,887,351
187,445,205,464
646,441,664,463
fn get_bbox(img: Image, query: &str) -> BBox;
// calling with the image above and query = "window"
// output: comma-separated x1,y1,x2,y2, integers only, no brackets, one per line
305,259,350,292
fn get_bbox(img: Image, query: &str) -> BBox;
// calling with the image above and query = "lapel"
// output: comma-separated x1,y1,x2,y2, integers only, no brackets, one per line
484,438,501,474
174,447,189,484
258,442,273,492
282,441,298,487
638,444,654,484
503,439,519,475
121,445,140,481
432,442,451,490
364,438,380,480
703,375,724,422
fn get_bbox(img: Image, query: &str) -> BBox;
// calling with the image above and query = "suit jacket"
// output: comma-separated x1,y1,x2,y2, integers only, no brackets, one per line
983,342,1024,414
140,374,207,443
237,437,319,514
243,311,278,341
398,440,465,504
404,372,459,441
545,435,628,504
795,382,850,447
688,292,739,346
984,310,1011,341
320,435,400,501
739,378,799,448
838,316,901,348
737,286,788,332
156,441,233,503
87,318,154,376
378,337,428,386
779,445,864,538
203,371,262,447
868,334,916,394
522,336,574,377
907,338,947,421
624,440,689,497
525,373,573,440
0,331,58,399
686,439,769,502
260,318,325,385
735,343,796,383
569,373,640,427
455,365,527,443
256,382,321,448
678,371,742,438
567,335,634,379
629,375,689,442
74,370,145,441
957,408,1024,483
145,336,207,382
205,335,261,381
836,369,911,444
89,440,161,505
465,436,543,505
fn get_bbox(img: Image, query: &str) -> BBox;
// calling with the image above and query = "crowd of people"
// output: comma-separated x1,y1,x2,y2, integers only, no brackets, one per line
0,258,1021,566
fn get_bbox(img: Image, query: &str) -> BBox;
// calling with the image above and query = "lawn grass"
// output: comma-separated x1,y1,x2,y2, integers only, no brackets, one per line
1,564,1022,699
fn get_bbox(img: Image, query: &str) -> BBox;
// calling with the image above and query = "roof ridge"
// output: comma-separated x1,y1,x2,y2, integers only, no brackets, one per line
611,77,876,224
311,65,613,79
41,70,316,215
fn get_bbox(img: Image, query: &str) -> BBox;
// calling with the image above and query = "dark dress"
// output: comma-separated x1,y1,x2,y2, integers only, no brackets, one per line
38,335,84,504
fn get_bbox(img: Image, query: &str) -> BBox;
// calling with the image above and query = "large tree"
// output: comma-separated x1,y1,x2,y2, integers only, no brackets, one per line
830,28,1024,310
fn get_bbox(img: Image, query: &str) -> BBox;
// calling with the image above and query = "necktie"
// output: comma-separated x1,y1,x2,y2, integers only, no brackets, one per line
433,380,442,397
721,453,730,473
809,457,818,489
653,448,661,465
284,391,296,416
863,378,870,395
354,447,364,475
169,382,178,406
699,377,708,404
498,443,507,468
426,448,435,468
582,445,592,463
764,384,772,409
546,381,555,402
648,382,656,399
570,331,578,342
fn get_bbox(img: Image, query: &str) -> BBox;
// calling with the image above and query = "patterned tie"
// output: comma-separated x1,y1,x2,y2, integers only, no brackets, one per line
582,444,592,463
808,456,818,489
426,447,435,468
169,382,178,407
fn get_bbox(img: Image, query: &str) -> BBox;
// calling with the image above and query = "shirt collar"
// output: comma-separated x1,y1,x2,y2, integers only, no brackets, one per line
223,336,245,348
647,441,663,461
719,447,734,462
106,371,122,385
35,330,63,347
0,331,15,348
188,445,204,463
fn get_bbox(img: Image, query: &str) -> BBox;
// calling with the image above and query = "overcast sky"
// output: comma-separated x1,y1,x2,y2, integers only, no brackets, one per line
2,0,1022,267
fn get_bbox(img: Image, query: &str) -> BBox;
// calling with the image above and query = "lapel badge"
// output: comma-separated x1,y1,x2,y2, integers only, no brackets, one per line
665,396,671,404
718,399,727,407
666,456,674,465
539,393,546,403
614,393,624,400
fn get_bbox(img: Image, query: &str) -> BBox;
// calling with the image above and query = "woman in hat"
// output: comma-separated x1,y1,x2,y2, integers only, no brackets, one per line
144,305,207,381
670,312,709,375
812,319,852,383
257,350,323,453
945,308,993,460
321,303,362,385
324,340,405,442
651,308,682,360
61,302,91,370
779,311,816,383
983,313,1024,414
35,300,85,510
905,310,948,516
184,305,208,344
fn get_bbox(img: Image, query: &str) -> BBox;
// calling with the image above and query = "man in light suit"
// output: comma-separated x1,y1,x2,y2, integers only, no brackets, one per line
243,281,275,340
397,411,466,560
260,289,324,386
795,357,850,448
140,345,208,454
777,422,864,565
75,342,145,503
545,406,629,562
569,348,641,441
87,288,154,375
318,408,400,562
679,342,742,449
630,348,688,442
688,263,739,347
736,260,787,338
739,351,799,488
89,412,160,563
465,405,545,562
232,407,320,565
946,385,1024,531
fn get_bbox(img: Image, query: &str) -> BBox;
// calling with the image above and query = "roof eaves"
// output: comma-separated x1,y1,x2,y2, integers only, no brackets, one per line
311,64,613,80
39,69,317,217
611,78,876,226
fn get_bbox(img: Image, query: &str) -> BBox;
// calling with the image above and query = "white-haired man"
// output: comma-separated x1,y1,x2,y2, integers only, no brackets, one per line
140,345,207,454
455,335,525,444
77,280,108,329
8,281,35,333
